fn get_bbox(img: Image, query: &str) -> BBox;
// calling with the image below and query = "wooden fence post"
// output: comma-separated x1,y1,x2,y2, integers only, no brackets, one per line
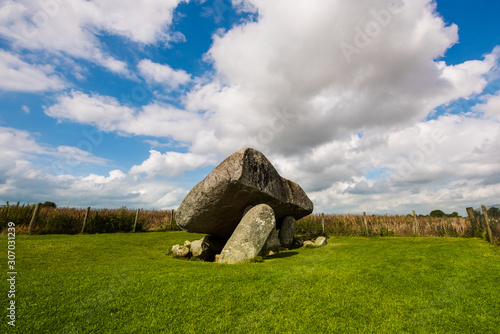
321,213,325,234
466,207,478,236
28,203,41,234
412,210,420,236
481,205,494,244
81,206,91,234
170,209,174,230
133,208,140,232
363,212,369,236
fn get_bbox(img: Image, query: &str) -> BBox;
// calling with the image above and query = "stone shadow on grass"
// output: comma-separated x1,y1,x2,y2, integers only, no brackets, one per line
266,251,299,259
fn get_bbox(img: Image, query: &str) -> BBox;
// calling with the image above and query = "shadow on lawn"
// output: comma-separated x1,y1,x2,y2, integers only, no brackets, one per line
266,251,299,259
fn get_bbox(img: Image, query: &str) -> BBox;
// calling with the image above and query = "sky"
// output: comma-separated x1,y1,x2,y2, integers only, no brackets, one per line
0,0,499,216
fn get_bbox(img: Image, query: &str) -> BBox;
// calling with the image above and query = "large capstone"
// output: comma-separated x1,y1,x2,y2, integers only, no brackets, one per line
176,148,313,239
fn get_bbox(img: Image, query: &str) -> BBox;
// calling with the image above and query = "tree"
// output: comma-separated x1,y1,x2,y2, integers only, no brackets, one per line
430,210,445,218
449,212,459,217
41,201,57,208
487,206,500,218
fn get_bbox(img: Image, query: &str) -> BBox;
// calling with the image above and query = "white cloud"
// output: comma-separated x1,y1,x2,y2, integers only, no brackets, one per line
438,49,499,103
82,170,126,184
54,146,108,166
0,126,189,209
475,89,500,120
130,150,216,177
0,127,48,172
2,0,499,214
184,0,497,158
309,177,500,215
2,164,187,209
0,51,66,92
180,0,500,215
0,126,109,177
143,139,178,149
44,91,204,142
138,59,191,89
0,0,186,75
270,113,500,214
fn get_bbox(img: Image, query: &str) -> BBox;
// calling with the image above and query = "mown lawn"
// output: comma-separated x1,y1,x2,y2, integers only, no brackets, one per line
1,232,499,333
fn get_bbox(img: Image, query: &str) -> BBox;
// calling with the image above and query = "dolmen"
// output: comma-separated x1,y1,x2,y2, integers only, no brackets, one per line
176,148,313,264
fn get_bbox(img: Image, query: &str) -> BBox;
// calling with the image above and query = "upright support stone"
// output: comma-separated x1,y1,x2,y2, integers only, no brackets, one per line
261,227,281,255
278,216,296,248
219,204,276,264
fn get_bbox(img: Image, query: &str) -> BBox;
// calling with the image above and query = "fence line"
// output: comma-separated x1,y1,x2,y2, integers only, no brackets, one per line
81,206,91,234
133,208,140,233
0,203,498,245
295,206,499,245
28,203,41,234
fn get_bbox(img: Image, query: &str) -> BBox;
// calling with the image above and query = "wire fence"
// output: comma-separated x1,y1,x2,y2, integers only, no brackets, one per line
0,202,181,235
296,209,499,245
1,202,498,246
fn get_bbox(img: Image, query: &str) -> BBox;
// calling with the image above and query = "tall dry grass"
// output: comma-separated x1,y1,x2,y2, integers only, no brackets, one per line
296,213,498,244
0,203,179,235
1,202,498,245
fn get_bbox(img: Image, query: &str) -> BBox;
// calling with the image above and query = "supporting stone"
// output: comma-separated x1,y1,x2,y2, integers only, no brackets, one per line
278,216,296,248
260,227,281,255
219,204,276,264
291,237,304,249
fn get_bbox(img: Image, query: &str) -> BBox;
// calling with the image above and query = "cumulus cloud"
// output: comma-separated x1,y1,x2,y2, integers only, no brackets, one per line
0,126,190,209
184,0,498,158
281,113,500,213
475,89,500,120
3,164,187,209
0,126,108,176
53,146,108,166
3,0,500,214
44,91,204,142
138,59,191,90
130,150,216,177
0,0,186,75
176,0,500,214
0,127,49,176
0,51,66,92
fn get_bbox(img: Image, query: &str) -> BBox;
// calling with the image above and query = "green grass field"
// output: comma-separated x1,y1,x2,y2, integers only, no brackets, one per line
2,232,500,333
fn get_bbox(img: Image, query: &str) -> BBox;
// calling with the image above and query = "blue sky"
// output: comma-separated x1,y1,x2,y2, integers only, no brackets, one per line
0,0,499,215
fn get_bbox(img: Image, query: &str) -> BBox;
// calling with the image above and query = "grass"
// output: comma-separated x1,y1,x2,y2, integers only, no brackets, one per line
2,232,500,333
